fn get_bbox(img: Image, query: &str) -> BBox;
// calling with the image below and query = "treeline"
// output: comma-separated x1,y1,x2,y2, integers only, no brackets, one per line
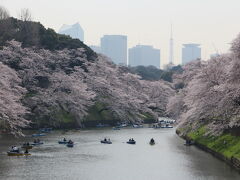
0,6,96,60
129,65,183,82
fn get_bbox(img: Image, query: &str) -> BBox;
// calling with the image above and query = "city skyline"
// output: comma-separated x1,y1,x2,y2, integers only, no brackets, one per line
60,22,198,68
1,0,240,66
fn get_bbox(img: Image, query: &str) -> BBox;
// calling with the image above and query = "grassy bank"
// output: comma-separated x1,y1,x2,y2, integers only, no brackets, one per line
177,126,240,170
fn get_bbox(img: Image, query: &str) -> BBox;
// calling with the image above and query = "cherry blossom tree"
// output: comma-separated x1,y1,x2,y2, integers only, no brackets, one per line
168,34,240,135
0,40,174,132
0,62,28,135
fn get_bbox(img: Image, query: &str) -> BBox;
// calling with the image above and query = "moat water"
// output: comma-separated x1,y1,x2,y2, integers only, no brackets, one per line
0,128,239,180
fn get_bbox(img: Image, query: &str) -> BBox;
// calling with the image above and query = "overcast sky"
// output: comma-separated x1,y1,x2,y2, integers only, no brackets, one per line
1,0,240,66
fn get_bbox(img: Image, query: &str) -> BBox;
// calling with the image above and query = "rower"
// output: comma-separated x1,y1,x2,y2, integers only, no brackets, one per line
12,146,19,153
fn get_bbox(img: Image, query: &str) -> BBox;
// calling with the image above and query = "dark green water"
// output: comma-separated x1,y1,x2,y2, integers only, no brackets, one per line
0,128,239,180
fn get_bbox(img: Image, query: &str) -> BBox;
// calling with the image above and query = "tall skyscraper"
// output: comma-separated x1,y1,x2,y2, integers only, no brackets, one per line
169,24,174,64
100,35,127,65
182,44,201,65
129,45,160,68
59,23,84,42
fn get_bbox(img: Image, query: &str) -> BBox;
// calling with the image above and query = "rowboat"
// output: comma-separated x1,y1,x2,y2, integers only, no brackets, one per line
127,140,136,144
58,141,68,144
149,141,155,145
7,151,31,156
101,140,112,144
66,143,74,147
32,133,46,137
39,128,53,133
31,142,44,146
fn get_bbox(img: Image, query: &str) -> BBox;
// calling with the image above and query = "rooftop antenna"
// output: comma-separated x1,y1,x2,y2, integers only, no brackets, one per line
169,23,174,64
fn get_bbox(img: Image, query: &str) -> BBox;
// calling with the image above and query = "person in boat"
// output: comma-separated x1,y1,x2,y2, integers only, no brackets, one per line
24,149,29,154
26,142,30,146
12,146,19,153
34,139,37,143
108,138,110,142
186,139,192,145
68,140,73,144
63,138,67,142
150,138,155,143
104,138,107,142
131,138,134,141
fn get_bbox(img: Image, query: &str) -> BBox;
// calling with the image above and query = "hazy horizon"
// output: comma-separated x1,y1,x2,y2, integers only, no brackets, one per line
1,0,240,66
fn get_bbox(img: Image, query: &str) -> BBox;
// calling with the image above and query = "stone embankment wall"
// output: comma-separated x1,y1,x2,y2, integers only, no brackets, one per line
176,129,240,172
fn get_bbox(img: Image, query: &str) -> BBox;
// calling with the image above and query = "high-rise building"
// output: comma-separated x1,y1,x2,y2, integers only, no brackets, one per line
169,24,174,64
182,44,201,65
100,35,127,65
89,45,102,54
210,53,220,59
59,23,84,42
129,45,160,68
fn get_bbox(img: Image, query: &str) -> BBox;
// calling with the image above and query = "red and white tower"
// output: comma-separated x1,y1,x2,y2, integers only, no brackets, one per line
169,24,174,64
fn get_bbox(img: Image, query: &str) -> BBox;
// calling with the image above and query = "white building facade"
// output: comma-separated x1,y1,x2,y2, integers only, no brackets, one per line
182,44,201,65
